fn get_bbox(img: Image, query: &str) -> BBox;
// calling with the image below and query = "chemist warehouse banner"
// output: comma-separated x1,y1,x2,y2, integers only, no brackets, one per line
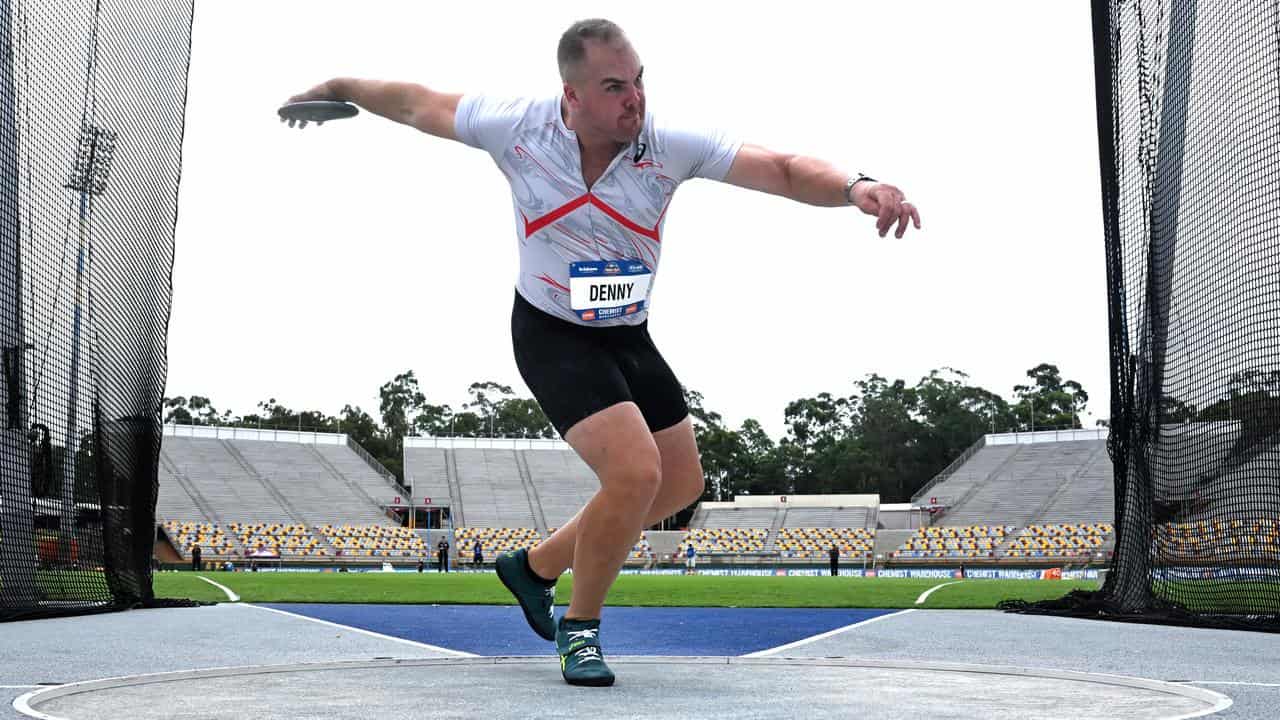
612,568,1099,579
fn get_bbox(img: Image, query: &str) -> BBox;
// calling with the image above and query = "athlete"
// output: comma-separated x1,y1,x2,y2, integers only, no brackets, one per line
286,18,920,687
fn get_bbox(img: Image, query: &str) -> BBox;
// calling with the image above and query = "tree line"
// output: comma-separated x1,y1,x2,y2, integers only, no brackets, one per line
164,362,1092,503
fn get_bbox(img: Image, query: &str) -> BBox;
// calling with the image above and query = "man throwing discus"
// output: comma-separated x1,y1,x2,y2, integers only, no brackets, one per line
286,17,920,687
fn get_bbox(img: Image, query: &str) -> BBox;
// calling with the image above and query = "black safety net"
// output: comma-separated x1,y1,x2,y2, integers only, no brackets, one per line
0,0,194,621
1002,0,1280,631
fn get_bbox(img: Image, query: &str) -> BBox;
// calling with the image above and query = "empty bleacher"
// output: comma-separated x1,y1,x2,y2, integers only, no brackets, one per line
231,522,325,559
454,527,542,558
680,527,768,555
453,449,539,528
1036,445,1115,523
776,528,874,559
523,450,598,529
893,525,1014,560
163,520,236,557
227,440,388,525
313,443,407,505
403,446,453,509
1001,522,1113,559
156,457,207,522
915,443,1019,507
782,506,873,529
939,440,1104,527
694,506,778,529
1156,518,1280,562
318,524,428,559
161,436,293,523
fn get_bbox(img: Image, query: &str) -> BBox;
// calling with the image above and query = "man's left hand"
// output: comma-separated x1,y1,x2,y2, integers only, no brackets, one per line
852,181,921,239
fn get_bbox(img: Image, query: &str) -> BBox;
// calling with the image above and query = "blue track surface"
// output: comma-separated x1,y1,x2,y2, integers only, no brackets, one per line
259,604,899,656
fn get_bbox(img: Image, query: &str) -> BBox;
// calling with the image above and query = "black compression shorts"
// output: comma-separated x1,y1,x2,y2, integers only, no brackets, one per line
510,290,689,439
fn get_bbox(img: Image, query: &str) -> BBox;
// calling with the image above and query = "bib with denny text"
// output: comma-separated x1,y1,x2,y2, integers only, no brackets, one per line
568,260,652,322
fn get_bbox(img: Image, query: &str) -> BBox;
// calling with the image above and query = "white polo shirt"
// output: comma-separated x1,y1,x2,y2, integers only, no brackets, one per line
455,94,741,326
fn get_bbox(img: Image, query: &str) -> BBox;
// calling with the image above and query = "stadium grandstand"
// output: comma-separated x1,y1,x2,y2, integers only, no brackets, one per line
155,427,1130,571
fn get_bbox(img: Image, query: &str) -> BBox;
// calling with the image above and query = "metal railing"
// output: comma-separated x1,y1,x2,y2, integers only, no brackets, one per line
163,422,346,445
404,435,570,451
912,435,988,502
984,428,1109,445
345,437,402,491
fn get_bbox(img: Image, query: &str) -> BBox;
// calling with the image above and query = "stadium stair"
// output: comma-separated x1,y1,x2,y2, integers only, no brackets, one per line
939,444,1024,523
445,450,466,527
513,451,549,535
220,440,308,526
306,445,387,519
913,435,988,503
764,507,788,553
1027,442,1109,524
160,449,219,525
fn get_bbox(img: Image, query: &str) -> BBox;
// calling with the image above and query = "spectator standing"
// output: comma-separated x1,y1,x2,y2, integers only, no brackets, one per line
437,538,450,573
190,544,201,572
829,544,840,576
473,539,484,567
684,544,696,575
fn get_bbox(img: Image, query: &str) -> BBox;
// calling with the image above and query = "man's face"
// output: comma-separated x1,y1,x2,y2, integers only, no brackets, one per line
565,39,645,144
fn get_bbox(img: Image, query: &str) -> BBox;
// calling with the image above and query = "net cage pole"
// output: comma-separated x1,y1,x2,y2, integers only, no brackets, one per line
0,0,39,609
1112,0,1200,614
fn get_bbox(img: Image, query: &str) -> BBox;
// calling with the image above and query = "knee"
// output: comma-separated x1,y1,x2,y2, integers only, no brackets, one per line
680,473,706,507
605,461,662,509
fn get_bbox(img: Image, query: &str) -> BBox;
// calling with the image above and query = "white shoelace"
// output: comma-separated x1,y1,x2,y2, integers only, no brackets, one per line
573,646,603,664
566,628,598,642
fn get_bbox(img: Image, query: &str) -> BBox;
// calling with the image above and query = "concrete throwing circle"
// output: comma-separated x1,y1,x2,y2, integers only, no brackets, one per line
16,656,1231,720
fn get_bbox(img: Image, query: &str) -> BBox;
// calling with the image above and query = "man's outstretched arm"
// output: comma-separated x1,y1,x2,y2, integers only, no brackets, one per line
723,143,921,239
286,78,463,141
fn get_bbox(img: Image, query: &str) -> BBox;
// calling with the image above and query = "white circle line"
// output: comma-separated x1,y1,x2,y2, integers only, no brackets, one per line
194,575,239,602
12,656,1232,720
915,580,965,605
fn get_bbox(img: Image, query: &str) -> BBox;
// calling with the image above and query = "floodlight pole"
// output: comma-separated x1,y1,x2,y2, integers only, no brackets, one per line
0,0,39,606
59,122,116,565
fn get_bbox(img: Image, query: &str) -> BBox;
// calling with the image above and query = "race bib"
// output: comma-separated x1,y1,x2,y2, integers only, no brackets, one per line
568,259,652,321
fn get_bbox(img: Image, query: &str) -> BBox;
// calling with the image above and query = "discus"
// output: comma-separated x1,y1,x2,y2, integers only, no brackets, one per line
277,100,359,128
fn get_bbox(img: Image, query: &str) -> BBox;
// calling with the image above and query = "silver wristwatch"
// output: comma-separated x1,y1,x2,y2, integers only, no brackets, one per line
844,174,876,204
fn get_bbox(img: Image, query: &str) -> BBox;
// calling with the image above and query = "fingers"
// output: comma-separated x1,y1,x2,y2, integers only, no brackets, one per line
870,184,922,238
893,202,923,238
876,196,897,237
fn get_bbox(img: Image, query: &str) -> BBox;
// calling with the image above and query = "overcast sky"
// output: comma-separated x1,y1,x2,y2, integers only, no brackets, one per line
166,1,1109,439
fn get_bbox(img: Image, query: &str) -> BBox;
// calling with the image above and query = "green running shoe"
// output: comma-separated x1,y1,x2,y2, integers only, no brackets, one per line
557,617,615,687
495,548,557,641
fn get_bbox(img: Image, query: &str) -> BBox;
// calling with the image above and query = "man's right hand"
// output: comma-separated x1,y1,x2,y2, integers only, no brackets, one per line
285,79,345,106
283,78,462,142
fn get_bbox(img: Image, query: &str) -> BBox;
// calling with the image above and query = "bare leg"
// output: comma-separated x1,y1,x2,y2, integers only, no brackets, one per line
528,415,704,582
541,402,662,620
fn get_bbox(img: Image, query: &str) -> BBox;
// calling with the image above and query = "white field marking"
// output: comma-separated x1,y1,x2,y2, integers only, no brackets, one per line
915,580,965,605
242,604,477,658
1182,676,1280,681
195,575,239,602
12,688,65,720
742,609,917,658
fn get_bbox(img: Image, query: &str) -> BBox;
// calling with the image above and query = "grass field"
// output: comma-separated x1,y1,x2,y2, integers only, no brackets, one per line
156,572,1099,609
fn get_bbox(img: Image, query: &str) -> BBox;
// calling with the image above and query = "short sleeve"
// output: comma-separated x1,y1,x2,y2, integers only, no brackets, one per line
454,94,534,156
659,123,743,183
